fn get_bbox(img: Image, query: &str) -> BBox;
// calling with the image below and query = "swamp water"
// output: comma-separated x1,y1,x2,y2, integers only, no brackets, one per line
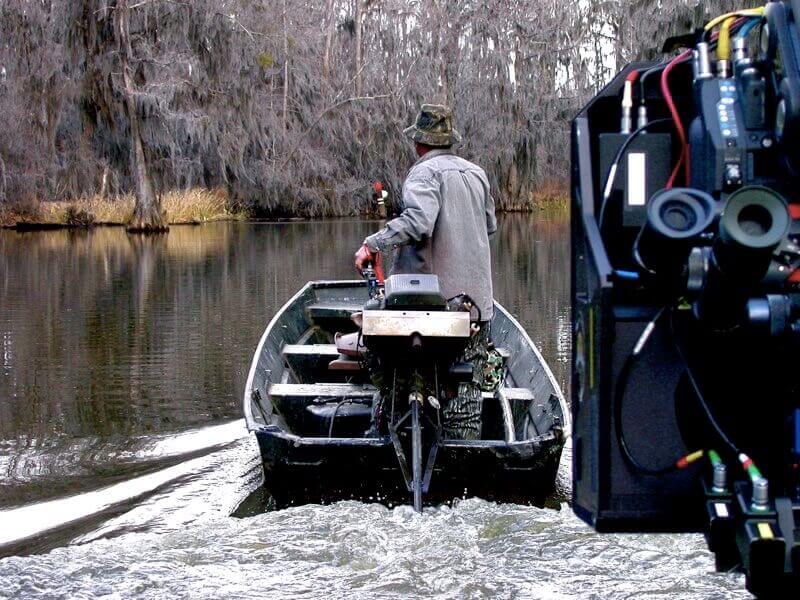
0,217,747,598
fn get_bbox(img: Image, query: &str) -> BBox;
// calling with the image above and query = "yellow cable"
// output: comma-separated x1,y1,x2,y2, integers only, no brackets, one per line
704,7,765,33
685,450,705,465
717,17,738,61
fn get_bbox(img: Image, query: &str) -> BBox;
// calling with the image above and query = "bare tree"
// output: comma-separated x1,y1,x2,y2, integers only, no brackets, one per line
282,0,291,132
355,0,364,96
116,0,167,232
323,0,336,82
0,155,6,204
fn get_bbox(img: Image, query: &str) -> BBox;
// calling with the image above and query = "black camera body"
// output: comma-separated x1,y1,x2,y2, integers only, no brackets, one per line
572,2,800,595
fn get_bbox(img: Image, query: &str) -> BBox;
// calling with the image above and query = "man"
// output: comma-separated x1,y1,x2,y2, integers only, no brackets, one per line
354,104,497,439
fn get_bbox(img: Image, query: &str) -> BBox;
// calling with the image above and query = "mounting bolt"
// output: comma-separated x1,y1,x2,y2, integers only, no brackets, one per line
752,477,770,510
712,463,728,494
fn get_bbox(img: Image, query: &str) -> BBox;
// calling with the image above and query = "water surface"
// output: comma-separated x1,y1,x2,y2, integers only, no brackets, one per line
0,217,747,598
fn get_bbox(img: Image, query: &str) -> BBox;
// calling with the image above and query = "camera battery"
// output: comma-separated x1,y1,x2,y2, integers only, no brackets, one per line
598,132,673,227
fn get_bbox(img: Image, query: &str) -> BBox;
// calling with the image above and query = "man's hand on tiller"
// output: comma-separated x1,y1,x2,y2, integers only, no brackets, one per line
354,244,376,273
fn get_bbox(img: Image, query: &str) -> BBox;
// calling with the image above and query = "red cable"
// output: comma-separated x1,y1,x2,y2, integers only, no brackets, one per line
661,49,692,188
660,19,748,188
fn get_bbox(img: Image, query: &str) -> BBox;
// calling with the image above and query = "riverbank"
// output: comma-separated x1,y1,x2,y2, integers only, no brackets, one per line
0,189,243,229
0,186,568,230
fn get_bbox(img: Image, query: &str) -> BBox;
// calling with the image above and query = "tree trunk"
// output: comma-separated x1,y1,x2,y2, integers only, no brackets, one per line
282,0,290,132
0,154,6,204
323,0,336,82
100,164,110,198
117,0,167,232
355,0,363,96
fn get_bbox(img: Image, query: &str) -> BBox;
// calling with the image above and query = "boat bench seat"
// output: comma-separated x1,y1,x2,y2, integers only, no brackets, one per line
270,383,533,404
269,383,377,404
269,384,540,440
283,343,340,374
306,302,362,333
282,344,366,382
483,388,535,402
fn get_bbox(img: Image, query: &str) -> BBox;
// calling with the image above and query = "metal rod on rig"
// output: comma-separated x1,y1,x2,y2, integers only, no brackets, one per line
411,393,423,512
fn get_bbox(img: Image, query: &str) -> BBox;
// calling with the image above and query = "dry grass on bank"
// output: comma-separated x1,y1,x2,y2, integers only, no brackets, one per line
503,180,569,213
1,183,569,228
0,188,244,228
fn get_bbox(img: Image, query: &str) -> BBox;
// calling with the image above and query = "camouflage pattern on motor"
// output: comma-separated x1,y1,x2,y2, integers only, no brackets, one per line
403,104,462,147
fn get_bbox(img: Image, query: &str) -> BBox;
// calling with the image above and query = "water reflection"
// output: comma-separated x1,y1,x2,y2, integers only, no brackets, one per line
492,214,571,386
0,216,569,508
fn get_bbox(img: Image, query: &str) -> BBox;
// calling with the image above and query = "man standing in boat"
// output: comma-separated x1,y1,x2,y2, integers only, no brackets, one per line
354,104,497,440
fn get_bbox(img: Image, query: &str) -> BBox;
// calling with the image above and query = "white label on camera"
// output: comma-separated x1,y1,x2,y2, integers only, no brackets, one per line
715,502,729,518
627,152,646,206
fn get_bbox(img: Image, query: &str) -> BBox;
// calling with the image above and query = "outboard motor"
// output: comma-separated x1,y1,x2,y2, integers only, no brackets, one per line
363,274,472,358
359,274,477,512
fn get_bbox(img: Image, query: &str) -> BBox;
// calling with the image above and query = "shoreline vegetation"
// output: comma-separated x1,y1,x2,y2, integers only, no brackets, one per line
1,3,729,231
0,185,568,231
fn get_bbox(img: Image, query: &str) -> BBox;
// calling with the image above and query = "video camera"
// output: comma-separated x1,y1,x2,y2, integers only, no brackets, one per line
571,2,800,596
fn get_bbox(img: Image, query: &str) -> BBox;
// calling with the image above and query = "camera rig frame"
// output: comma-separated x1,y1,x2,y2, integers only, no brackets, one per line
572,2,800,596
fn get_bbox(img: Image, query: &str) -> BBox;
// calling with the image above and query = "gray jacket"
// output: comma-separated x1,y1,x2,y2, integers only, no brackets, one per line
364,150,497,319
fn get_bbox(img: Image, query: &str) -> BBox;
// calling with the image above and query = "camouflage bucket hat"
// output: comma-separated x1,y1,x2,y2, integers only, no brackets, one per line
403,104,462,147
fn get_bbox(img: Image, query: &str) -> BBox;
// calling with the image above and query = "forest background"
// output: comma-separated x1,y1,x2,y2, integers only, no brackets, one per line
0,0,742,225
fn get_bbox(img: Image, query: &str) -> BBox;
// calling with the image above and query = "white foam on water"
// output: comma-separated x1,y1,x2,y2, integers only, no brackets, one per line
0,420,248,547
134,419,247,458
0,420,249,484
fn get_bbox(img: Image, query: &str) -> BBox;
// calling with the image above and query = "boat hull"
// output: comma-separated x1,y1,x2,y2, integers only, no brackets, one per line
255,427,563,507
243,280,569,509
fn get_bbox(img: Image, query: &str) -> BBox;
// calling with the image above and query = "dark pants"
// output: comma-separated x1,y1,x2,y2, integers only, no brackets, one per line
441,322,491,440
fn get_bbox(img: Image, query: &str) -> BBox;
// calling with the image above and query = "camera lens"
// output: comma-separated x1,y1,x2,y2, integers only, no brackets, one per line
648,189,715,239
635,188,717,279
719,186,788,250
660,197,699,232
715,186,789,279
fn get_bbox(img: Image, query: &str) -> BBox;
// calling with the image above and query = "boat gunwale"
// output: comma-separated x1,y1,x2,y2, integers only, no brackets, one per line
491,302,571,435
243,281,314,432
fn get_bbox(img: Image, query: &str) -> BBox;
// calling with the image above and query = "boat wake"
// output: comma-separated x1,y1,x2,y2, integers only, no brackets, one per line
0,495,749,599
0,420,251,556
0,425,749,599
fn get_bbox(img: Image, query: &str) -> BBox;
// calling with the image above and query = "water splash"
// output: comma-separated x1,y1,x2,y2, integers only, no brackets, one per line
0,492,748,599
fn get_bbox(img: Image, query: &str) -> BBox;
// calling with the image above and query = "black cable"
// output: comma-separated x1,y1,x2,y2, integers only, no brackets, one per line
598,118,673,229
614,309,745,474
329,398,352,438
669,310,743,456
639,62,667,102
613,306,679,475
